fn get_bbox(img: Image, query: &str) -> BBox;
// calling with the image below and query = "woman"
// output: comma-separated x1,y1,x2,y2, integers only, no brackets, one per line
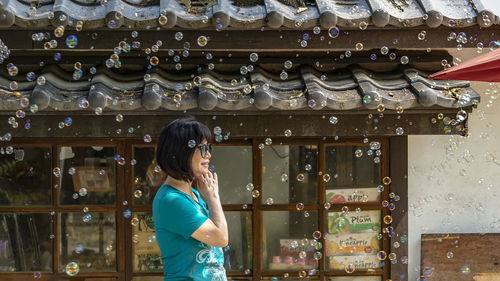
153,117,228,281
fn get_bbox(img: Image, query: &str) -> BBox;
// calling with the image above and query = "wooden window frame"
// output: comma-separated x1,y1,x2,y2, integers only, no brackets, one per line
0,136,408,281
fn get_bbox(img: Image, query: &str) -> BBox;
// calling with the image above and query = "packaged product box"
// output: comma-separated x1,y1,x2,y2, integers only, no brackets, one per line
327,254,380,271
325,232,380,255
268,239,317,270
327,211,381,234
326,188,380,204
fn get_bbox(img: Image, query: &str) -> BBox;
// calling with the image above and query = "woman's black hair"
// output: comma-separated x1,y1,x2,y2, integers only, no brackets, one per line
156,117,212,182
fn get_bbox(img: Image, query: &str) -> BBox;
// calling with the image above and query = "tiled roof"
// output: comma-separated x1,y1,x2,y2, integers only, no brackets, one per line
0,0,498,29
0,64,480,112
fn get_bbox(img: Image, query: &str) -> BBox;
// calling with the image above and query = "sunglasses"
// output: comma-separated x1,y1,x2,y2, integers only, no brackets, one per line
196,143,212,158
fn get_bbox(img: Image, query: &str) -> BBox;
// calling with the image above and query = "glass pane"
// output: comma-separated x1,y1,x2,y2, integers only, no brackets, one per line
262,145,318,205
325,145,381,204
133,147,165,206
326,210,381,272
224,211,252,271
212,146,253,205
132,212,162,272
0,213,53,272
327,277,381,281
59,212,116,273
0,147,51,206
262,211,319,271
59,146,116,205
133,145,253,206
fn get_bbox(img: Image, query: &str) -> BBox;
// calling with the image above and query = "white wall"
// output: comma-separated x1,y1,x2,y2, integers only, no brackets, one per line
408,48,500,281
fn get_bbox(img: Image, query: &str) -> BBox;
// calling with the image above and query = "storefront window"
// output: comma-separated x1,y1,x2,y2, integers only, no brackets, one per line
224,211,253,271
0,139,393,280
262,145,318,205
262,211,319,271
58,146,116,205
212,146,253,205
325,145,381,204
0,213,53,272
326,210,382,272
133,145,253,206
133,147,161,206
59,212,116,273
132,212,162,273
0,147,52,206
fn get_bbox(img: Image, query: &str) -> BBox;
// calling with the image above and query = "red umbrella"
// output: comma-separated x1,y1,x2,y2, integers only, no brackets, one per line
429,48,500,82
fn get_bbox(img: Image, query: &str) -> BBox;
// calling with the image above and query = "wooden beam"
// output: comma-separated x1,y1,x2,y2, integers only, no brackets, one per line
1,111,469,139
4,49,452,67
1,26,498,52
389,136,409,281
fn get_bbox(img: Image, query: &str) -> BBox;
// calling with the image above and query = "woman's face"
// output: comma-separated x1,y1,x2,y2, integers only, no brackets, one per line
190,139,211,178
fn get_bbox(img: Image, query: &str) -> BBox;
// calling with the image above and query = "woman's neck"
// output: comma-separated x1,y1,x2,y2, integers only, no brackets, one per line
164,176,193,195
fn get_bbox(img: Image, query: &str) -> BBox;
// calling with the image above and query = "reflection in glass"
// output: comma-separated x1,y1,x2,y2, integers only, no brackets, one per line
59,146,116,205
326,210,381,271
0,213,53,272
262,145,318,205
133,147,165,206
0,147,51,206
325,146,381,204
132,212,162,272
59,212,116,273
262,211,318,271
211,146,253,205
133,146,253,206
224,211,252,271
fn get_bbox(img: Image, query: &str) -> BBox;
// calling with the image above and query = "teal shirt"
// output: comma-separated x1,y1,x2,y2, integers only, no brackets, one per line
153,184,227,281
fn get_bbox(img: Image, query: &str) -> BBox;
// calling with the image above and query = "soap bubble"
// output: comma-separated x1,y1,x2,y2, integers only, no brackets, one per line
175,32,183,41
75,244,84,254
123,209,132,218
249,52,259,63
417,31,426,40
82,214,92,223
66,35,78,48
197,36,208,47
328,26,339,38
280,71,288,80
65,262,80,276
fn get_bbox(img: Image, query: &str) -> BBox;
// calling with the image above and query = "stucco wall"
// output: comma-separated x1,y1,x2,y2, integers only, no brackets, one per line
408,48,500,281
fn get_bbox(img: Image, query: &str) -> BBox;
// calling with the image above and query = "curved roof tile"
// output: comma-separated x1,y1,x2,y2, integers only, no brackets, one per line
0,64,480,112
0,0,498,28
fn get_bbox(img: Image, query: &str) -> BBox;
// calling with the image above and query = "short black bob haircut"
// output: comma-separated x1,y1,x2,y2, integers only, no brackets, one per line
156,117,212,182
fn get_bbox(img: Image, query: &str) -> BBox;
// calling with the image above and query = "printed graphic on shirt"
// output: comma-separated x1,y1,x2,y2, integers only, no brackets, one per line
195,242,227,281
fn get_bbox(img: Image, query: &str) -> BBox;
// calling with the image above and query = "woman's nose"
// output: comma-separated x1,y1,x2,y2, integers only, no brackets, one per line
204,151,211,159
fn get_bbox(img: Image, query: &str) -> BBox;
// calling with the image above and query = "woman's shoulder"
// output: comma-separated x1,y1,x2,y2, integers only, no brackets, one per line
155,184,189,203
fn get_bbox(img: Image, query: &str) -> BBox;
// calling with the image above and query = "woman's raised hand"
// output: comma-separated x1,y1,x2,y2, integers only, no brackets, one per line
196,171,219,201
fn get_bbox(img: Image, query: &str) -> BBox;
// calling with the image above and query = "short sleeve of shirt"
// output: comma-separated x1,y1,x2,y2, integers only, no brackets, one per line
159,193,208,239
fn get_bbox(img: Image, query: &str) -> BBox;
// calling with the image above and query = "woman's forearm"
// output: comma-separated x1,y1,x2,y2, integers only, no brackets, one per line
206,195,229,246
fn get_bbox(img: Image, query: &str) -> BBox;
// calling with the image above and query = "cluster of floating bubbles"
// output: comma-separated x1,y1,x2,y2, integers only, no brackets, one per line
0,9,494,281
